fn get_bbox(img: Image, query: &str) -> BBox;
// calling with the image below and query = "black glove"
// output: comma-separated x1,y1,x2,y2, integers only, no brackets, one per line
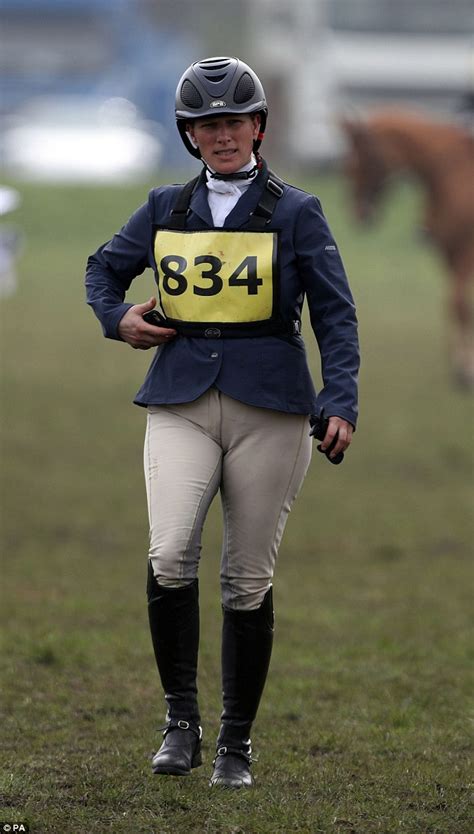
309,411,344,465
142,310,167,326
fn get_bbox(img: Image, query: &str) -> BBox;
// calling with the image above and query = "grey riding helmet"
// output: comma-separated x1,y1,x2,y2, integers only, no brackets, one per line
175,56,268,158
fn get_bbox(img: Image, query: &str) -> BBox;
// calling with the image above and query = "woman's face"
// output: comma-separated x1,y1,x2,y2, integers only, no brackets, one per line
187,113,260,174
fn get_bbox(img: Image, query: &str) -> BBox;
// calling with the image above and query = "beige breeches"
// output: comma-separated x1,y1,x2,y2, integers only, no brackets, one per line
144,388,312,610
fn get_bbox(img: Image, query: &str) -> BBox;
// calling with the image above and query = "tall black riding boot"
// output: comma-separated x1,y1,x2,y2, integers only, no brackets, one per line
147,562,202,776
210,587,274,789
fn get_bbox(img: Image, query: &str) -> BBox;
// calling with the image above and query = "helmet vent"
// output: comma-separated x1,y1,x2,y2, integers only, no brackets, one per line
204,73,226,83
180,79,203,109
199,58,231,71
234,72,256,104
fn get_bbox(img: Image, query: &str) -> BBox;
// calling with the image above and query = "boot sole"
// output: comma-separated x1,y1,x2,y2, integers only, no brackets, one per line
209,776,253,789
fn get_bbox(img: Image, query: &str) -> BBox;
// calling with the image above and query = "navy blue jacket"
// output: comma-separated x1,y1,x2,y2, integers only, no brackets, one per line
86,164,359,426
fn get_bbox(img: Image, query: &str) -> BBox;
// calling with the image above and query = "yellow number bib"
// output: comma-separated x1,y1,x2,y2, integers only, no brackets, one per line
153,229,280,336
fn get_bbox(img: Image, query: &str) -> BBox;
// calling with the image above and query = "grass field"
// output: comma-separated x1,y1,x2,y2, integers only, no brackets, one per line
1,171,473,834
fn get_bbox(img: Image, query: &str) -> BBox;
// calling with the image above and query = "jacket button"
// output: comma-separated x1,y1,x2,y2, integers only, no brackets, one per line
210,352,218,359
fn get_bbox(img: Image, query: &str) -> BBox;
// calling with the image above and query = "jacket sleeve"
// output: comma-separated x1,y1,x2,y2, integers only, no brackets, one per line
85,199,152,339
296,194,359,427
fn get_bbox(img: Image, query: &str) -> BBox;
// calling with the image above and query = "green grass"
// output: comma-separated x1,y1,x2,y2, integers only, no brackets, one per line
1,173,473,834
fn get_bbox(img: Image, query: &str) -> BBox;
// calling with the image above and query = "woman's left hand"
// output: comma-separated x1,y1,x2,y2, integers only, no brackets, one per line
320,416,353,460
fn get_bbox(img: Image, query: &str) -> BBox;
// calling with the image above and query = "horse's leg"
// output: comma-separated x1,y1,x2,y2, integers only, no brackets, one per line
446,245,474,389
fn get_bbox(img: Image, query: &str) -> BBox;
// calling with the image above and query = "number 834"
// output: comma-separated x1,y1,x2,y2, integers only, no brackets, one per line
160,254,263,297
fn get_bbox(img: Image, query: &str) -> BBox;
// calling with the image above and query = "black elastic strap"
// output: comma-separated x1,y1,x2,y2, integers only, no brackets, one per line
167,175,200,230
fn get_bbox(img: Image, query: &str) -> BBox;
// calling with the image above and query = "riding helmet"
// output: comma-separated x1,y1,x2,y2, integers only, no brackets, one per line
175,56,268,158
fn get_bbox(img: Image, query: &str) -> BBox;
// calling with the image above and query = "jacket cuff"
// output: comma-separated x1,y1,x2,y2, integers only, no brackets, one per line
315,404,357,430
101,303,134,340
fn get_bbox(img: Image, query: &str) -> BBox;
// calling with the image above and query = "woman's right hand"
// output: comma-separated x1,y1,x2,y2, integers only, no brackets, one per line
118,297,177,349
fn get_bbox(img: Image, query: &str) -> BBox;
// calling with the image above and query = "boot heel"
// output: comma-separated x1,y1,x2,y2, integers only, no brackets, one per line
192,746,202,768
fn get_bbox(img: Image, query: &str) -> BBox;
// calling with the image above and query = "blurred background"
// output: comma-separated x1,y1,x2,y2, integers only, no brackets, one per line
0,0,473,180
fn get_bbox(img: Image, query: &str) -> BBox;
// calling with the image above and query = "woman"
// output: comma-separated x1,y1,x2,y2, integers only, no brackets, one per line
85,56,359,789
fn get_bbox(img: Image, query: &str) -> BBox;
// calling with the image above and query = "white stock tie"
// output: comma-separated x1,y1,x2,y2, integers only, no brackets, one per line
205,158,257,227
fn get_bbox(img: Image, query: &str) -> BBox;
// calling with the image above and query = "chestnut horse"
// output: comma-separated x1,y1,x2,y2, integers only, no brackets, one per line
341,109,474,388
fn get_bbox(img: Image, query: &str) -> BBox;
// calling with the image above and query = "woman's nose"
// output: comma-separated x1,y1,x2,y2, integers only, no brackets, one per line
216,122,231,141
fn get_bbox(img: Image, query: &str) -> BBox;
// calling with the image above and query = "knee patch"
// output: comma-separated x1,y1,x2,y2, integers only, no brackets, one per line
147,559,196,603
221,581,274,614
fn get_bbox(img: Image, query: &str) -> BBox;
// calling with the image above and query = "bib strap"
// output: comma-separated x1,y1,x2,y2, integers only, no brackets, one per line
246,172,284,230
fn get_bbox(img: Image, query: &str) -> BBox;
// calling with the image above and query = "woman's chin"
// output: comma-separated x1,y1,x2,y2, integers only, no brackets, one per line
211,153,241,174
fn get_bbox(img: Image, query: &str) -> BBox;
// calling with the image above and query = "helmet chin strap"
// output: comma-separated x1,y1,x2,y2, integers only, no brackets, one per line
204,165,258,181
203,153,262,182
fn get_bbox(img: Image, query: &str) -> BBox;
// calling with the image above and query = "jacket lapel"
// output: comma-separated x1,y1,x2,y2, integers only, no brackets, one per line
188,175,213,227
223,168,267,229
